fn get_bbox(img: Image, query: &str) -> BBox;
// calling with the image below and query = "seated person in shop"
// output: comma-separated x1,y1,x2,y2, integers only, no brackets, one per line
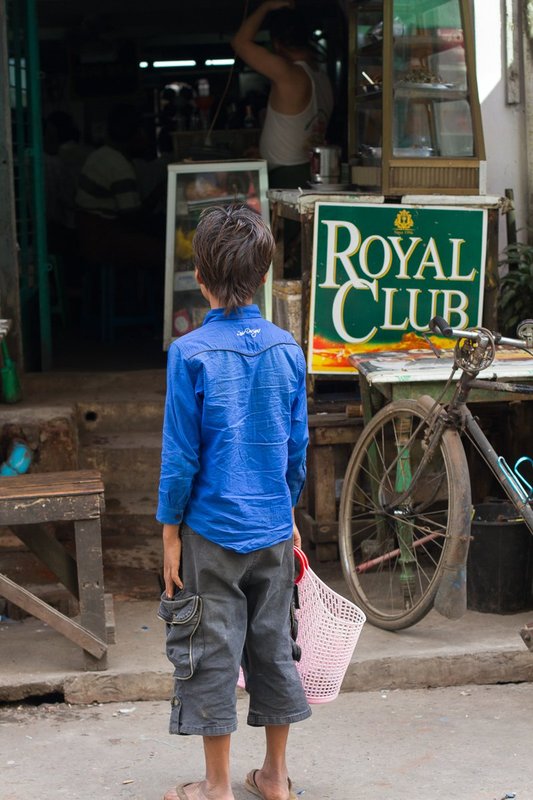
75,103,165,272
232,0,334,189
45,110,93,192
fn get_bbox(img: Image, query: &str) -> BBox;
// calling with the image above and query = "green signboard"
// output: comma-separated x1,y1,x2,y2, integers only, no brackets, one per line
308,202,487,374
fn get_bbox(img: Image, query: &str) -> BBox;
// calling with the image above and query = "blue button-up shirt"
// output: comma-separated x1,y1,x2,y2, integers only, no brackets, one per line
157,305,308,553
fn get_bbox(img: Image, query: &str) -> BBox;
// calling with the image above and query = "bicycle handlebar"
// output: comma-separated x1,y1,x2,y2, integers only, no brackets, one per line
428,316,453,337
428,316,527,349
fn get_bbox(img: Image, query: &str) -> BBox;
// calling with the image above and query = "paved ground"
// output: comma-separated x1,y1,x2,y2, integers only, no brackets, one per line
1,543,532,799
1,684,531,800
1,588,533,704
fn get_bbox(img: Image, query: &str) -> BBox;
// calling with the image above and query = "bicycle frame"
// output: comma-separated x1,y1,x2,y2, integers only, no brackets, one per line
449,371,533,533
381,324,533,618
338,317,533,629
390,321,533,533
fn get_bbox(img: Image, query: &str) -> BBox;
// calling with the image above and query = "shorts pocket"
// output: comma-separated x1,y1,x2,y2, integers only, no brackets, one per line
158,592,203,680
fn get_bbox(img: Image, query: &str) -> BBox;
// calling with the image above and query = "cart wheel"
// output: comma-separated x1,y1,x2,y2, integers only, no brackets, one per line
339,398,470,630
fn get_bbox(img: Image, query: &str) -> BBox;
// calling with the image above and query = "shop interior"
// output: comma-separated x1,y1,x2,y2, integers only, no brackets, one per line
19,0,347,371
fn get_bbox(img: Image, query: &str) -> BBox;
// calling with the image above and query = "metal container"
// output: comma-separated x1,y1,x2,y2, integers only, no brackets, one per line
309,145,341,184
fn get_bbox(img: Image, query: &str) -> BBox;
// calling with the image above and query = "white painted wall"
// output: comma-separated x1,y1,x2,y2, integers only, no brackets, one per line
474,0,528,248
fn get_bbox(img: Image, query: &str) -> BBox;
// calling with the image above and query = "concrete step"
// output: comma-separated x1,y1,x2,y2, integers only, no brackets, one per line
76,399,164,434
103,489,160,535
99,488,161,599
22,369,166,399
79,431,161,494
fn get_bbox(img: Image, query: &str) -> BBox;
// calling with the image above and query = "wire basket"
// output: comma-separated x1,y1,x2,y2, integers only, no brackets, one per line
293,546,366,703
238,546,365,704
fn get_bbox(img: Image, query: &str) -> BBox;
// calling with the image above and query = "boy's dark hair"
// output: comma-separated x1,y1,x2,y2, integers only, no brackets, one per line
268,8,312,50
193,204,274,315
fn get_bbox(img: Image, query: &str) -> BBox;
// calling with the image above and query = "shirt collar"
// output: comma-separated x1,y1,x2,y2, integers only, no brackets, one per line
203,305,262,325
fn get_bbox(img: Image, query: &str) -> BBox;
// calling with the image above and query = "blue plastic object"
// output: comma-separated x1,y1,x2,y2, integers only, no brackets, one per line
0,440,33,476
497,456,529,502
513,456,533,498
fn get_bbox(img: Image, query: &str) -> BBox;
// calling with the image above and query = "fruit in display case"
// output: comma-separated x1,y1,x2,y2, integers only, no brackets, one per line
175,226,195,261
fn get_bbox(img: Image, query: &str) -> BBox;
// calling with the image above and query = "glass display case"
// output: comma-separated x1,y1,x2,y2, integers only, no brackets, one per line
348,0,485,195
163,160,271,349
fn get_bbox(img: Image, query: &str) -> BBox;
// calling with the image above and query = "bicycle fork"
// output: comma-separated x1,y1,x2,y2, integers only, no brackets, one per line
395,416,417,608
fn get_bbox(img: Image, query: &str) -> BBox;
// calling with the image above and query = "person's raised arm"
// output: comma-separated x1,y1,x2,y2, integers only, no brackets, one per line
231,0,294,82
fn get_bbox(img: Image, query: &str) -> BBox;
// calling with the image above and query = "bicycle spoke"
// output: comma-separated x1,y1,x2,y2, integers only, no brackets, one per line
339,400,470,629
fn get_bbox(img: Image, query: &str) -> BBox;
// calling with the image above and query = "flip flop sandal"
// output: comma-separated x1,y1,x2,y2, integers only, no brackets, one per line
244,769,297,800
163,783,203,800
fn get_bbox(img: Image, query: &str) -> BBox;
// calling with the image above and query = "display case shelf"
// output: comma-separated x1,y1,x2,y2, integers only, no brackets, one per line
163,160,272,349
394,84,467,101
348,0,485,195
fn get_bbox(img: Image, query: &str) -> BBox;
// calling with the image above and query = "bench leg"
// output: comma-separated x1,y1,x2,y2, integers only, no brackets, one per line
74,518,108,670
0,573,107,659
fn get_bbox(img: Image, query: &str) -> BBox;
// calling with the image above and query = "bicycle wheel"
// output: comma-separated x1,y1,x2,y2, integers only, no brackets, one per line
339,397,471,630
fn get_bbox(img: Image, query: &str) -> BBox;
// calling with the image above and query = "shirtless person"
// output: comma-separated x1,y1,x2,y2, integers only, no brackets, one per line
232,0,333,189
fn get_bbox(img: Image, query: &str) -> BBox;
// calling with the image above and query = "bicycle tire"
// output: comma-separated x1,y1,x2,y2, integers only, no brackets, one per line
339,397,471,630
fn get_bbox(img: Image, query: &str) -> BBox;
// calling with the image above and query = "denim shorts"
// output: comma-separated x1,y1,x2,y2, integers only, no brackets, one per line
158,525,311,736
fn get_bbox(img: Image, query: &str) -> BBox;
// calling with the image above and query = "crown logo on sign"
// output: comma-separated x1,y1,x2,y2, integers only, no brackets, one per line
393,209,414,233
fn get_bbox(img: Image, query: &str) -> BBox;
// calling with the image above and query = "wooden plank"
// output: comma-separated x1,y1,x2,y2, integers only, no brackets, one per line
521,6,533,240
0,573,107,659
74,517,106,636
74,518,107,669
312,445,336,523
11,523,79,598
505,0,521,105
268,199,302,223
301,213,313,384
105,593,116,645
315,542,339,562
0,470,104,500
294,509,338,544
483,208,499,331
0,493,104,526
308,413,361,428
313,521,338,543
389,382,533,404
311,426,362,446
295,509,315,543
271,207,285,280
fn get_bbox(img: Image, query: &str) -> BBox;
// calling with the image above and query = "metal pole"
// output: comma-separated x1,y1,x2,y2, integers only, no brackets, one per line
0,0,23,367
25,0,52,369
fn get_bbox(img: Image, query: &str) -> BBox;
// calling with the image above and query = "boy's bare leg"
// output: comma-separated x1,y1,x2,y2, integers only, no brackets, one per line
247,724,292,800
203,734,234,798
164,733,234,800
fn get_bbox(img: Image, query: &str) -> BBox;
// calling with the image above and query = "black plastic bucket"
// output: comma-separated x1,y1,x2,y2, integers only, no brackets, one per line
466,501,533,613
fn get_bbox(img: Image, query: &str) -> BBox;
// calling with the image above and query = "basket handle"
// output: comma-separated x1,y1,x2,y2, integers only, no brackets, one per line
294,546,309,584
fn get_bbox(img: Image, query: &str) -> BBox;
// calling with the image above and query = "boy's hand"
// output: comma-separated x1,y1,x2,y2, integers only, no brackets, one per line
291,508,302,549
162,524,184,597
292,520,302,550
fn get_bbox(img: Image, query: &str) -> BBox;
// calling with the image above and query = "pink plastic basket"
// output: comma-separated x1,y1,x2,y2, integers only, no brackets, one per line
238,546,366,704
293,546,366,703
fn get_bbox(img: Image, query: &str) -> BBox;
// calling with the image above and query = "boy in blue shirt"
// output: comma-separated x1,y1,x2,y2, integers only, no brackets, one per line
157,204,310,800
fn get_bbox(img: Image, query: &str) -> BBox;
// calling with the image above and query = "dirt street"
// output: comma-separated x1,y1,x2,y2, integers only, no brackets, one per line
0,683,530,800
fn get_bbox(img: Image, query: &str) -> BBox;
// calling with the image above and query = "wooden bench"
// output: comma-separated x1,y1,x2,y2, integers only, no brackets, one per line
0,469,113,670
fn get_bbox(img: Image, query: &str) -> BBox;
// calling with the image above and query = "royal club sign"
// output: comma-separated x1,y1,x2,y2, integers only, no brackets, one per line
308,203,487,374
